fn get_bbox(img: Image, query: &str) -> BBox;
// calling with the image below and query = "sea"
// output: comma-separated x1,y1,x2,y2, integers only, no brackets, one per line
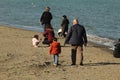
0,0,120,49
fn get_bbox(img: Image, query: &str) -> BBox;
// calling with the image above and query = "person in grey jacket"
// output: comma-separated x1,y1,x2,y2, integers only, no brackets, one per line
65,19,87,66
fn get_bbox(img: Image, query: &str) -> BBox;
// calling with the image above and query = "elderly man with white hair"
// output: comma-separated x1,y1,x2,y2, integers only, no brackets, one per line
65,19,87,66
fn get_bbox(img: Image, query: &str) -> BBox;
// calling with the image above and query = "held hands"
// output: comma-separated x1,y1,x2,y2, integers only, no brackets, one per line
84,43,87,47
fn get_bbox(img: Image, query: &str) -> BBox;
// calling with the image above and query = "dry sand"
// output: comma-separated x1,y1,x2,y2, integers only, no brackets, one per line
0,26,120,80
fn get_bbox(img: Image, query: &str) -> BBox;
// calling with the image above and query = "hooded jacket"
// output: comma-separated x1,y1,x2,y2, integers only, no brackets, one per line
43,28,55,42
50,41,61,55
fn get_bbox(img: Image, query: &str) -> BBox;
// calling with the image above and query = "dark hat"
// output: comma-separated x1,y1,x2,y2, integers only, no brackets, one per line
63,15,67,18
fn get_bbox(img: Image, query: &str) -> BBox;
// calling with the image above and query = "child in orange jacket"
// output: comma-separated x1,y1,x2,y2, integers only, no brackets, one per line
49,38,61,66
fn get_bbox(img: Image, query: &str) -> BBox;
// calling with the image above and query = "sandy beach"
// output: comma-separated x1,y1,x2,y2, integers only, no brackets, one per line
0,26,120,80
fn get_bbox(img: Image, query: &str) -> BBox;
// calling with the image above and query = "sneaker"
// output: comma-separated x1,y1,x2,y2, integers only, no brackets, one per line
53,63,57,66
57,63,61,65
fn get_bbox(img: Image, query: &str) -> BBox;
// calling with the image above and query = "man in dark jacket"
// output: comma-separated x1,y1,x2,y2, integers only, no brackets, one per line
65,19,87,66
40,6,52,31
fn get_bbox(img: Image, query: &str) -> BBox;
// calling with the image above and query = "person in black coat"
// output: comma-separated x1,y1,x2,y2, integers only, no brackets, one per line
113,39,120,58
65,19,87,66
40,6,52,31
61,15,69,37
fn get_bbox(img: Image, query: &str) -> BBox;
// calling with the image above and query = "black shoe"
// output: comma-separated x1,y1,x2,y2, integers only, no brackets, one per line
71,64,76,66
57,63,61,65
80,63,83,66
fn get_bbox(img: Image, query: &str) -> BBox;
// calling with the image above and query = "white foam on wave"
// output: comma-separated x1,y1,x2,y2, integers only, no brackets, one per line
87,34,115,50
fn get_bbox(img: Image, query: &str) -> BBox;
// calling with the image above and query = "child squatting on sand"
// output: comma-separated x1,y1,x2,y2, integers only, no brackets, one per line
49,38,61,66
32,35,41,47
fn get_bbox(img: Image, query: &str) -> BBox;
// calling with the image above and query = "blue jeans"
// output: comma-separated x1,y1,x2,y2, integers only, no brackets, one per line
53,54,59,64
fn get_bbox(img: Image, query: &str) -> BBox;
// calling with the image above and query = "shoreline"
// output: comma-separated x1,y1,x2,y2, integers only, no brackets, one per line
0,24,115,49
0,25,120,80
0,25,42,33
0,25,113,55
0,25,113,54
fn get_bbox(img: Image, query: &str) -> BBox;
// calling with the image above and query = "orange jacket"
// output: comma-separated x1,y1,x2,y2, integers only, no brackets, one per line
50,41,61,55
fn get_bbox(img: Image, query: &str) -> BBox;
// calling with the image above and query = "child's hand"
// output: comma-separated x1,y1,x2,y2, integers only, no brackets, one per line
39,38,42,41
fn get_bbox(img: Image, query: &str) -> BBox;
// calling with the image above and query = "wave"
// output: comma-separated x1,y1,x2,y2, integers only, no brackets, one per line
87,34,116,50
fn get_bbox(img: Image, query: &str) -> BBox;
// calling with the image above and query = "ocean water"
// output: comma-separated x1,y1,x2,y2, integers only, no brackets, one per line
0,0,120,48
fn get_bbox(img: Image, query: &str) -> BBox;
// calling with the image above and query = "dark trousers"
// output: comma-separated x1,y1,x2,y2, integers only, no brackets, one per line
71,49,77,65
71,44,83,65
42,37,51,45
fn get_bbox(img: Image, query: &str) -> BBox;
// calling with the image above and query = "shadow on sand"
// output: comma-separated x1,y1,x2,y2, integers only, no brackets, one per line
84,62,120,66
